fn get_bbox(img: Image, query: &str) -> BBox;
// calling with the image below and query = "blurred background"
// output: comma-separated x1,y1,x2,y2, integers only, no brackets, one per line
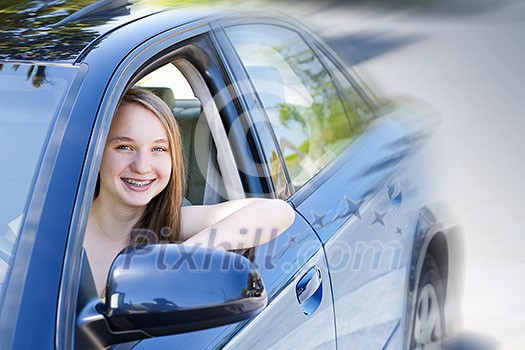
256,0,524,348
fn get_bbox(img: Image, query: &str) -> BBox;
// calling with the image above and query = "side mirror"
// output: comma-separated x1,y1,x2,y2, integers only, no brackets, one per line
77,244,266,348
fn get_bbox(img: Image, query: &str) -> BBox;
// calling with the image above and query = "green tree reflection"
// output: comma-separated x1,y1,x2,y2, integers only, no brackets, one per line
0,0,106,60
0,0,236,61
0,62,51,88
275,45,355,182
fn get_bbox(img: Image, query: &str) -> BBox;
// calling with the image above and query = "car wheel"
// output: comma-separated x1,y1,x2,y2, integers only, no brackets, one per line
411,254,445,350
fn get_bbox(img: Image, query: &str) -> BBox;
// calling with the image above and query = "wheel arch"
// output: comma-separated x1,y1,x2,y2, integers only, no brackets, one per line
408,204,452,295
426,230,449,298
403,203,454,349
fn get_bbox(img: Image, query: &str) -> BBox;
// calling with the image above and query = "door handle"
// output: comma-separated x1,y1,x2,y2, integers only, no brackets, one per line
387,178,402,208
296,267,322,315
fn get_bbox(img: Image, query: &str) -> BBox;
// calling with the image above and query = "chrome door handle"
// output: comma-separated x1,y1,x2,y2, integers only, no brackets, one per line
387,178,402,208
296,267,322,315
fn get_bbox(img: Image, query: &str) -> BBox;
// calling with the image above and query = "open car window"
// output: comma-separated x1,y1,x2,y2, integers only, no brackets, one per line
135,61,243,205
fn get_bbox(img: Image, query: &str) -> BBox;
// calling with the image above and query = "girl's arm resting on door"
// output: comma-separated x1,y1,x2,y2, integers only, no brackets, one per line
181,198,295,250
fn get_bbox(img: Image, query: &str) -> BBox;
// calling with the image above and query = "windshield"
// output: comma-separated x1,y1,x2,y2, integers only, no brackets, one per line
0,62,77,303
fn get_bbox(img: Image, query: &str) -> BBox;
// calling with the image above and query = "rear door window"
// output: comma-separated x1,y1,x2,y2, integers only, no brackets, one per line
226,24,355,191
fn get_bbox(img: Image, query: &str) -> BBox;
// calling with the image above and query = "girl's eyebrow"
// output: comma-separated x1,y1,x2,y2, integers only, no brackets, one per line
109,136,134,143
109,136,168,144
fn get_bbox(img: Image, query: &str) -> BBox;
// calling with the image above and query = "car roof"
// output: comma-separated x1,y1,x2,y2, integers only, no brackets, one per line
0,0,230,63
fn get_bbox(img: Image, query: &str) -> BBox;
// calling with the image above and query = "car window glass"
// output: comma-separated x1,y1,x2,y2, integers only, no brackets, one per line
0,62,77,303
319,53,375,132
226,24,355,191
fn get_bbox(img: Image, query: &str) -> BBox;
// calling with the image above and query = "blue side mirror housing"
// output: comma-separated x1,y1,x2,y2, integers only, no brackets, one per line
77,244,266,348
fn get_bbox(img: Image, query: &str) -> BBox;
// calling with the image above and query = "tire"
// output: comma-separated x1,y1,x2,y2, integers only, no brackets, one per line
411,254,446,350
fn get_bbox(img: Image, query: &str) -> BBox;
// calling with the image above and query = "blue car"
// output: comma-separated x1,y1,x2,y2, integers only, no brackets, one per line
0,1,458,349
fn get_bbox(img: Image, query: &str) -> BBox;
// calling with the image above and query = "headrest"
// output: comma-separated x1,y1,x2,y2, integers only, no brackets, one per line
173,99,201,120
141,86,176,109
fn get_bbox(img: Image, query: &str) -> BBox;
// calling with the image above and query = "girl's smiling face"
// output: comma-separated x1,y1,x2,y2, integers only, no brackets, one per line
98,102,172,211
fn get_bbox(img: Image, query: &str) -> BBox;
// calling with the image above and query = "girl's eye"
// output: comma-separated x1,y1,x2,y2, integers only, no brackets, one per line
116,145,132,151
153,146,167,153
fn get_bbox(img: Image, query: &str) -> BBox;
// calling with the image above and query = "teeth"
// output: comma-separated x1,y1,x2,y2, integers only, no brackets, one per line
124,178,153,187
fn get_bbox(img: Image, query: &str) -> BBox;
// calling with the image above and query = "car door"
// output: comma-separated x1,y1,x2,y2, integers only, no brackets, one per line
223,21,427,349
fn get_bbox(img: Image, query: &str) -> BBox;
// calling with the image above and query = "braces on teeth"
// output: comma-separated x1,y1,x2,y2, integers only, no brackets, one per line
124,178,152,187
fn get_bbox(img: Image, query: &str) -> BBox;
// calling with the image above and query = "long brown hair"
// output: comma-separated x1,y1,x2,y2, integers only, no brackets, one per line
96,87,185,243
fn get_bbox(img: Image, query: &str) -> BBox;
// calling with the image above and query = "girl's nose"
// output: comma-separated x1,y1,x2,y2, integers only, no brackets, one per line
130,152,151,174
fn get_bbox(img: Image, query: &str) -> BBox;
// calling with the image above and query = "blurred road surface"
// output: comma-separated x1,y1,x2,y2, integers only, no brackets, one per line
267,0,525,348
